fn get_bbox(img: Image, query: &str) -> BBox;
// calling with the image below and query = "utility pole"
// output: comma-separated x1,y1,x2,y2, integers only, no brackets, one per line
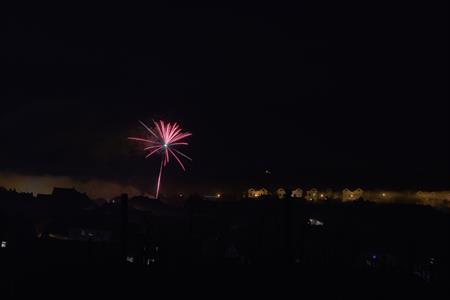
120,193,128,263
283,194,294,266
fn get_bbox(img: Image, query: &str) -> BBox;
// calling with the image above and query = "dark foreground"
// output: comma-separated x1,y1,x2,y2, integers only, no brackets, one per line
1,263,446,299
1,190,449,298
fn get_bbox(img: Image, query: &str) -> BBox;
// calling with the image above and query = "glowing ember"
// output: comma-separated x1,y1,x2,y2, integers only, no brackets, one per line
128,120,192,198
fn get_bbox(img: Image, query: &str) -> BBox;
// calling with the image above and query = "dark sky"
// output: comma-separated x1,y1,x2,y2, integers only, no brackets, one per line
1,3,448,194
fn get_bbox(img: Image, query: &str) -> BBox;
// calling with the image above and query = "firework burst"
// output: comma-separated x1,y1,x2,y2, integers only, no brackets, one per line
128,120,192,198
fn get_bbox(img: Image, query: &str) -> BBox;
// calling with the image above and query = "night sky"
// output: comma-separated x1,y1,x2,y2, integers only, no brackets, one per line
1,3,448,196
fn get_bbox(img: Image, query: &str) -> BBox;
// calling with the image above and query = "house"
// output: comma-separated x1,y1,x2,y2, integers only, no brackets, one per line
276,188,286,199
291,188,303,198
248,188,269,198
305,188,319,201
342,188,364,201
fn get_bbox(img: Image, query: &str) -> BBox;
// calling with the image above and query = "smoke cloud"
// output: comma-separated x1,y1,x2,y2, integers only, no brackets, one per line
0,172,145,199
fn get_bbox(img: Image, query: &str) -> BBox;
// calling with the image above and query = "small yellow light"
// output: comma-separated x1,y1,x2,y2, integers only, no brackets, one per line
382,193,386,197
217,193,221,198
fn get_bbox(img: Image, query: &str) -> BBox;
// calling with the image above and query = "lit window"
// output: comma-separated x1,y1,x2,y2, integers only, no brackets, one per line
1,241,6,248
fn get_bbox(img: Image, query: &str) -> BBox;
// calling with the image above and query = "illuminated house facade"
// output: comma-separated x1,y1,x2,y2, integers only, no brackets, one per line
415,191,450,206
243,186,449,207
305,188,319,201
276,188,286,199
291,188,303,198
248,188,269,198
342,188,364,201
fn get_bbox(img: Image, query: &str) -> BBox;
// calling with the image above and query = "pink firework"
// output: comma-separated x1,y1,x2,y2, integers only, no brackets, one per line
128,120,192,198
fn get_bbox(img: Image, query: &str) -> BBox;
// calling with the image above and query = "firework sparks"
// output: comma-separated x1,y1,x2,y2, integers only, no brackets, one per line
128,120,192,198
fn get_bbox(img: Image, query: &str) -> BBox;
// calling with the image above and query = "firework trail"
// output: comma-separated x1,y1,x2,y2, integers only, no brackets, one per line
128,120,192,198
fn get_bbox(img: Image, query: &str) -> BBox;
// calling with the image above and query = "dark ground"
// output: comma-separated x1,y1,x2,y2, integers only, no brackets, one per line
1,189,449,298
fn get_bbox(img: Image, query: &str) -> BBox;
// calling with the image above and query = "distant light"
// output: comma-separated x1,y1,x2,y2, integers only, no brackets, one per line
372,255,377,259
126,256,134,263
163,143,168,147
265,170,271,174
178,193,184,198
320,194,324,197
1,241,6,248
217,193,221,198
382,193,386,197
